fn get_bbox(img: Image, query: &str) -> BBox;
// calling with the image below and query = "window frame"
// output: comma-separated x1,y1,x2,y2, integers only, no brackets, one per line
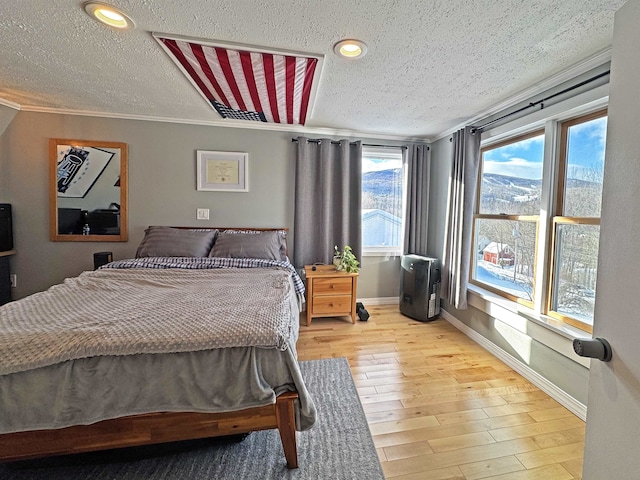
545,109,607,333
470,108,607,334
471,129,545,308
361,146,406,256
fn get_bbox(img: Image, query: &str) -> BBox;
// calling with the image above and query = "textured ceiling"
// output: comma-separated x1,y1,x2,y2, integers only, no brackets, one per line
0,0,627,140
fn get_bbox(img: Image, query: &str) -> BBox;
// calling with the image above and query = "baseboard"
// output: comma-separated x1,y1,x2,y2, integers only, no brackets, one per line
439,309,587,421
357,297,399,306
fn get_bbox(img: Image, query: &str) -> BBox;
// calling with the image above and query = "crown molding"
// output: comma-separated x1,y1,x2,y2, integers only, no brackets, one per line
433,47,612,143
16,104,428,143
0,97,21,110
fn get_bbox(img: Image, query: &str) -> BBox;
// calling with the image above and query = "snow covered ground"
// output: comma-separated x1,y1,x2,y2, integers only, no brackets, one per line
475,258,594,325
475,259,532,300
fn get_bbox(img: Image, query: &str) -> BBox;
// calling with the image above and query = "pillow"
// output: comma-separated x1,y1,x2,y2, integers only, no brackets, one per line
136,226,218,258
210,229,287,261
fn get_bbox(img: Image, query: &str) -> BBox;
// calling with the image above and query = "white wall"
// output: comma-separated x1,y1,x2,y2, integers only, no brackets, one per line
583,0,640,477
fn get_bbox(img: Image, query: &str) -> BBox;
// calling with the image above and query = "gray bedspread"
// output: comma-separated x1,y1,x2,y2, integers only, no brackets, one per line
0,262,316,434
0,345,315,434
0,267,297,375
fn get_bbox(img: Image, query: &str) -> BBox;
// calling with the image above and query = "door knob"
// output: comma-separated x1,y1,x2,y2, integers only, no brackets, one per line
573,338,612,362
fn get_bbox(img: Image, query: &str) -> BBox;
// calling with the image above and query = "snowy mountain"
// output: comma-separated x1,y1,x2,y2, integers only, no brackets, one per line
481,173,601,215
362,168,402,196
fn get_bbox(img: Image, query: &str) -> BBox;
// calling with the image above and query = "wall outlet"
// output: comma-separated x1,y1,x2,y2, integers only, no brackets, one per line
10,274,16,288
196,208,210,220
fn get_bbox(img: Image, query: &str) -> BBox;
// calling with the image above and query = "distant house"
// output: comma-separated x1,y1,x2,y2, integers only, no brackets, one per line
482,242,515,266
362,209,402,247
476,235,491,254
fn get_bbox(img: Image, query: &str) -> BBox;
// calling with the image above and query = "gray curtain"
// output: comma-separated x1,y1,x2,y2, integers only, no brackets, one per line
293,137,362,268
442,127,481,309
403,143,431,256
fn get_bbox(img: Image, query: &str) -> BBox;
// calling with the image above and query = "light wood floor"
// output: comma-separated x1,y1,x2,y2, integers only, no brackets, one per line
297,304,585,480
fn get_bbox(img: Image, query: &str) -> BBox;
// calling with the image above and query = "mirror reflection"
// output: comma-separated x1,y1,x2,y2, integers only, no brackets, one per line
50,139,128,242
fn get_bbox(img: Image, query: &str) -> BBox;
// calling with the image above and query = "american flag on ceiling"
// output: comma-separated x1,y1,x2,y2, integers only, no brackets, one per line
154,34,322,125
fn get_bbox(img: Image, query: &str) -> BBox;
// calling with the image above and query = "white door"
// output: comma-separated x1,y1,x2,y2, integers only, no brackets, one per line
582,1,640,478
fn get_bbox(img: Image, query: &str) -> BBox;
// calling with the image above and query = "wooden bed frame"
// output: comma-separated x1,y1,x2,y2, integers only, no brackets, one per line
0,227,301,468
0,391,299,468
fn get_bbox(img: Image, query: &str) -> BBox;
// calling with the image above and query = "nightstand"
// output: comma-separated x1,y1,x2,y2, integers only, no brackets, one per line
304,265,359,326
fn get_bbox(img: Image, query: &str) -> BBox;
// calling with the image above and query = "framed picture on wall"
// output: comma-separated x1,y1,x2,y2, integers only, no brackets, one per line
196,150,248,192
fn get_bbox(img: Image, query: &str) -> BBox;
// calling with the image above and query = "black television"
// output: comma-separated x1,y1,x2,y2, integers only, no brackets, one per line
57,208,83,235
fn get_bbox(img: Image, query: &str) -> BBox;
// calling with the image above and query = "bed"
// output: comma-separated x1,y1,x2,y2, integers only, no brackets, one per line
0,227,314,469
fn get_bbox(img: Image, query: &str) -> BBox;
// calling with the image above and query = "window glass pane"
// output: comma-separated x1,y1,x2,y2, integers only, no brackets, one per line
563,116,607,217
479,133,544,215
552,223,600,325
362,150,403,249
473,218,536,301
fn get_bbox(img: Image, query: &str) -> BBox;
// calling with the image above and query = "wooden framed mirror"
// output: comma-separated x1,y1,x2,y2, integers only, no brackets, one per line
49,139,128,242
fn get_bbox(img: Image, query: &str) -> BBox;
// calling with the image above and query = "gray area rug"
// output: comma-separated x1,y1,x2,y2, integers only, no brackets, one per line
1,357,384,479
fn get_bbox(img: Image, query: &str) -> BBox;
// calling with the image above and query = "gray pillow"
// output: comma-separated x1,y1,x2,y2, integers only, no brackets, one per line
210,230,287,261
136,226,218,258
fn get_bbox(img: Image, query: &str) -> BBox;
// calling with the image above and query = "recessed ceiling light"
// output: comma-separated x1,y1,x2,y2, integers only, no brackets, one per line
84,2,135,30
334,39,368,59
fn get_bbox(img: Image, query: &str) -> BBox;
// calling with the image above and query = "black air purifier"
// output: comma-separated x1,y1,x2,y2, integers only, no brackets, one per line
399,254,441,322
0,204,13,252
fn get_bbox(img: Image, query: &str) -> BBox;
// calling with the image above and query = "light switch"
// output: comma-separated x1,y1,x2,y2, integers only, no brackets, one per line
196,208,209,220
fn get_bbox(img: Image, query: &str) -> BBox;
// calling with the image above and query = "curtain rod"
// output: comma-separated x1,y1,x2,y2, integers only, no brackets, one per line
291,138,409,150
469,70,610,134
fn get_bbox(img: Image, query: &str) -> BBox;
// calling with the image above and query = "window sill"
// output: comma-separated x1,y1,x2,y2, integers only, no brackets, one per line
362,249,402,257
466,284,591,368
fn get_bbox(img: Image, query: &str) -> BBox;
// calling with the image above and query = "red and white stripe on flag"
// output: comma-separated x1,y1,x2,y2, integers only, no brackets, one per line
156,36,319,125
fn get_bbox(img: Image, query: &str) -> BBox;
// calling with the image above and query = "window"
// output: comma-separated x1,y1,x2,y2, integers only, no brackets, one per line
471,110,607,333
361,147,405,255
548,110,607,332
472,131,544,306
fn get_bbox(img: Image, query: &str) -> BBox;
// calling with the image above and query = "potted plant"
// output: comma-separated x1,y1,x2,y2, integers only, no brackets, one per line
333,245,360,273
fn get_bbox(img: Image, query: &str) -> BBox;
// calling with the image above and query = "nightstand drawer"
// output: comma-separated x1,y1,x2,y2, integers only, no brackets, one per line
312,295,352,314
313,277,353,295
